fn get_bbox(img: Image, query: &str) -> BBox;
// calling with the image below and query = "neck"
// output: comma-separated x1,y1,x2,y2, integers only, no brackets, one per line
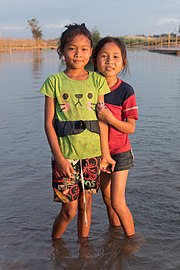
106,76,118,88
64,68,88,80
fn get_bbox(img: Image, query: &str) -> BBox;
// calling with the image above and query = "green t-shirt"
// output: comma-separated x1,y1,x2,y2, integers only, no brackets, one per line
40,71,110,159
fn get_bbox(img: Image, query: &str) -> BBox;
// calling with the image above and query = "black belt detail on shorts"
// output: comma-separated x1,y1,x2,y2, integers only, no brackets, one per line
54,119,100,137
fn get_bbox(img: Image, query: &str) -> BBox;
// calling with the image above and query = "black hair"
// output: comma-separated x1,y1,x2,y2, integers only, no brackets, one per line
93,36,128,75
57,23,93,58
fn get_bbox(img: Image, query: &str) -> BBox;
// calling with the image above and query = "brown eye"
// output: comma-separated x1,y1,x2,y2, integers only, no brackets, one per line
87,93,93,99
62,93,69,100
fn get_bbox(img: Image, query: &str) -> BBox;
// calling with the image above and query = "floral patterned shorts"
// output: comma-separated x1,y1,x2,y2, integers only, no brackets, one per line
52,156,101,203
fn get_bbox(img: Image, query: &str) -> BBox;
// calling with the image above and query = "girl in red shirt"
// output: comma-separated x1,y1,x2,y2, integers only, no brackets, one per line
93,37,138,237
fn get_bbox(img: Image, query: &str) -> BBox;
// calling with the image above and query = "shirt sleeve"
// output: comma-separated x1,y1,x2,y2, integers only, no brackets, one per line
123,94,138,120
40,75,56,98
93,72,110,96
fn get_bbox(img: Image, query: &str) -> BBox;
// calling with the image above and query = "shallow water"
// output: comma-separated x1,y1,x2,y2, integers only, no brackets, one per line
0,49,180,270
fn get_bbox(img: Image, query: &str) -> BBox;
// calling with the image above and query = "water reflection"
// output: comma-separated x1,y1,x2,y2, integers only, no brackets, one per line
32,51,44,73
51,228,145,270
32,51,45,90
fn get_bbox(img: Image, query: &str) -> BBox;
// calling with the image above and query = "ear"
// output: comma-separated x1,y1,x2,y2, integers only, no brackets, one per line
90,47,93,56
123,59,128,67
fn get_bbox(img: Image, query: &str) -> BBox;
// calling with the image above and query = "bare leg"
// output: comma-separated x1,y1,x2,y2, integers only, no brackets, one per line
100,172,121,227
111,170,135,237
78,192,92,238
51,200,78,239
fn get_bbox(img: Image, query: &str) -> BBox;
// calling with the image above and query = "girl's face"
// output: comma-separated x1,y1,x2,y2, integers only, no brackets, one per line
63,34,92,70
96,42,124,78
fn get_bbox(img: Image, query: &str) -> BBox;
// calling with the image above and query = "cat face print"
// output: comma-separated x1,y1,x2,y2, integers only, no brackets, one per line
58,91,97,112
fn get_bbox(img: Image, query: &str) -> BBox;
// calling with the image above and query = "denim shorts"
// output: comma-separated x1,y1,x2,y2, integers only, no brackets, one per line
111,150,134,172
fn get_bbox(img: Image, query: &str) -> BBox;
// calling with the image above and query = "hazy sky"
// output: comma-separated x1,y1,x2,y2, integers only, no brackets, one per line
0,0,180,39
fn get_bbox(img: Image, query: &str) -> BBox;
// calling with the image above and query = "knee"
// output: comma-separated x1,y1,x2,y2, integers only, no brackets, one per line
111,200,127,214
62,204,77,221
78,195,92,211
102,194,112,208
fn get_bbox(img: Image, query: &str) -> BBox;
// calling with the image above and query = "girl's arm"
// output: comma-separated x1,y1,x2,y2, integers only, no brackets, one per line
98,96,116,172
44,96,74,178
96,104,136,134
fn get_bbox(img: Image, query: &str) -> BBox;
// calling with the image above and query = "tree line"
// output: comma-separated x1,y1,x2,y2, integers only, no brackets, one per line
27,18,180,46
27,18,101,46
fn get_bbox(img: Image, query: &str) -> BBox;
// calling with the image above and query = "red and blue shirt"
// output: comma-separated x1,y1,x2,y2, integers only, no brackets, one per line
104,78,138,155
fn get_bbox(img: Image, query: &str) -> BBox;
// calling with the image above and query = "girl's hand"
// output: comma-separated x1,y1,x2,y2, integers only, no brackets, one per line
100,156,116,174
96,104,113,123
56,158,75,179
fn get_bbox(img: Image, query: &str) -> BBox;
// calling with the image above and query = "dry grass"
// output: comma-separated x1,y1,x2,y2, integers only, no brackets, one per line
0,38,58,52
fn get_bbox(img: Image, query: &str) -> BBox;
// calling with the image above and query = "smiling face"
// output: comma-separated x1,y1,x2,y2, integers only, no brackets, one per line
62,34,92,71
96,42,124,80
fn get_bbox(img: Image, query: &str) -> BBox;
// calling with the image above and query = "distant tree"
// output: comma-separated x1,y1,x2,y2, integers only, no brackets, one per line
179,25,180,35
170,32,176,37
91,27,101,46
27,18,43,42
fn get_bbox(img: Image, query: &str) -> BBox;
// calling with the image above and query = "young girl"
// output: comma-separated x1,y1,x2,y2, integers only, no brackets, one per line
93,37,138,237
40,24,115,239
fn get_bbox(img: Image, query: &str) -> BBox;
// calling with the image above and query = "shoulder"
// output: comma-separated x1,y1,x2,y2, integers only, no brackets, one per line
42,73,65,90
88,71,108,89
88,72,110,95
114,81,135,102
120,81,135,97
89,71,106,82
40,72,63,97
46,72,63,82
105,80,135,105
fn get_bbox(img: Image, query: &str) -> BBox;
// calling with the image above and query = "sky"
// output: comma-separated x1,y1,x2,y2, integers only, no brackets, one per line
0,0,180,39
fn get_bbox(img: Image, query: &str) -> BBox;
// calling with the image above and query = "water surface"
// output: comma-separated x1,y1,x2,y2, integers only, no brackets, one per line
0,49,179,270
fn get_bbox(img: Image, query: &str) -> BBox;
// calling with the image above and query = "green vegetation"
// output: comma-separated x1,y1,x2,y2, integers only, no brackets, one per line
24,19,180,49
91,27,101,46
27,18,43,42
